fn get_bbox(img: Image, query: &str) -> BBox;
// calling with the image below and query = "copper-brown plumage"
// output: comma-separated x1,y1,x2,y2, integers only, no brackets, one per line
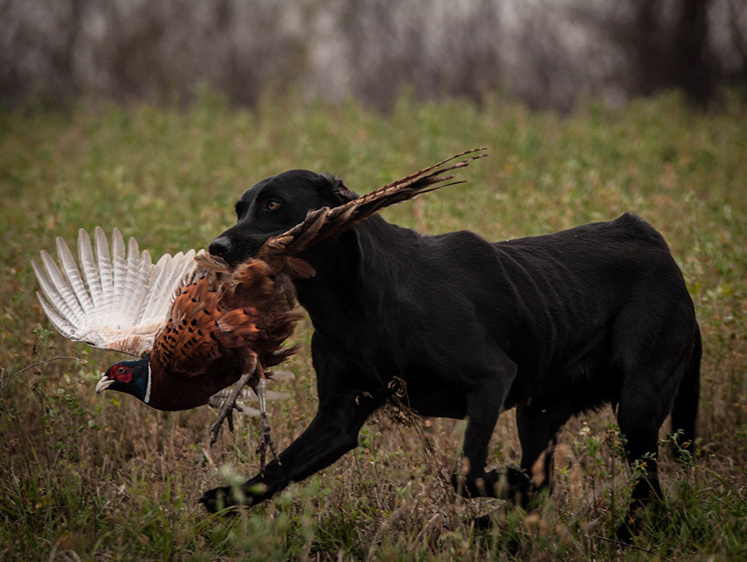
149,258,301,381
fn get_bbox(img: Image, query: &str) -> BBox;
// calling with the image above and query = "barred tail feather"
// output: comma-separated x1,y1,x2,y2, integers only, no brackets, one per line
263,148,487,261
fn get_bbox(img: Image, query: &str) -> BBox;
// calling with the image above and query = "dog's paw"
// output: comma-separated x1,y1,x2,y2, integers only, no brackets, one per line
492,465,532,505
199,486,235,514
199,481,269,514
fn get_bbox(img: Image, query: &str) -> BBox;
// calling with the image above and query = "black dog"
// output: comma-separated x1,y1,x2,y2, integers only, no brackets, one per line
201,169,701,534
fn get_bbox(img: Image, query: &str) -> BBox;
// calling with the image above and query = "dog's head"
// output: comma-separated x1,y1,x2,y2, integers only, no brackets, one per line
209,169,358,264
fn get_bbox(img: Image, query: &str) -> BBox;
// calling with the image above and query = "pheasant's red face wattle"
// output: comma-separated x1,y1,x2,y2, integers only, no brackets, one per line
113,364,132,384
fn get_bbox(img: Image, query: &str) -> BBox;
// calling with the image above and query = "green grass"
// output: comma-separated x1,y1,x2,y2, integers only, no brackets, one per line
1,90,745,559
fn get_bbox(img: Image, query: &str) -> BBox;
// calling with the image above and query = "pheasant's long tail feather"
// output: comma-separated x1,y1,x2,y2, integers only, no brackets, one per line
262,147,486,261
348,147,488,216
33,227,202,356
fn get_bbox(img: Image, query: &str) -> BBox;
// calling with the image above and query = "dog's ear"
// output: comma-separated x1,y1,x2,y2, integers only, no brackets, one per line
333,179,358,202
320,173,358,204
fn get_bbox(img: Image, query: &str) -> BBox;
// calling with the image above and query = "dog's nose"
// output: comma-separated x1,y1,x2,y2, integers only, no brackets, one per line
208,236,232,258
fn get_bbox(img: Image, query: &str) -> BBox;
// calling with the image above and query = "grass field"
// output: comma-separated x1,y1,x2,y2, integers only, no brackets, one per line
1,90,745,560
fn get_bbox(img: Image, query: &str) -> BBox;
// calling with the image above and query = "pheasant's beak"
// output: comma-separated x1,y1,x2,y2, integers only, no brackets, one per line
96,375,114,394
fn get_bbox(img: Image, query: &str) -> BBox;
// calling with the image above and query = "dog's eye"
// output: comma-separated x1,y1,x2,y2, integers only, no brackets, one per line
264,199,281,212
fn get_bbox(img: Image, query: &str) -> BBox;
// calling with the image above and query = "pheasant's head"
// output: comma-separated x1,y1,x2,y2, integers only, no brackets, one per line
97,356,151,404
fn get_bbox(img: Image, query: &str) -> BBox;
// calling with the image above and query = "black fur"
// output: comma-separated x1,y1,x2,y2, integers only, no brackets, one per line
201,170,701,535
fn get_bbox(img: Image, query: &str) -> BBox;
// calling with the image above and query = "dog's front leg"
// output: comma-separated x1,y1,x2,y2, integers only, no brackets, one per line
452,365,529,501
200,389,383,512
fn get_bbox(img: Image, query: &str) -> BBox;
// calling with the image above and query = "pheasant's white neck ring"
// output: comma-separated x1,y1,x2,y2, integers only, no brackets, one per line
144,362,152,404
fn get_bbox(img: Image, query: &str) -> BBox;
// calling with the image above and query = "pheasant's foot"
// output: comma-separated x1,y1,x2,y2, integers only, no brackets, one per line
210,401,245,446
223,401,246,436
210,365,255,446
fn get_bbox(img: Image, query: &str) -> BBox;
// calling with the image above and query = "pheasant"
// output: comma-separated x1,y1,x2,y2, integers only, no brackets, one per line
32,148,486,467
33,230,301,464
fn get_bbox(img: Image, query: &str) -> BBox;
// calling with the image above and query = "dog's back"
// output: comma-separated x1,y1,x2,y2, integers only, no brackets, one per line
336,212,696,414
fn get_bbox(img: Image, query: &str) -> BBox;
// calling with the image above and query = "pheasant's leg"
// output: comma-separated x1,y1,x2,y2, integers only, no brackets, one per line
253,366,279,475
209,356,257,446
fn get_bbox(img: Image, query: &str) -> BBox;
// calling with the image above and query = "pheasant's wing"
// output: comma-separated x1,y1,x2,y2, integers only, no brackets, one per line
260,147,487,262
32,227,201,356
152,256,301,378
149,275,261,376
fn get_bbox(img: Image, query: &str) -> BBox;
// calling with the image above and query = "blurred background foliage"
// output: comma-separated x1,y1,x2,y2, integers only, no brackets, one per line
1,0,745,112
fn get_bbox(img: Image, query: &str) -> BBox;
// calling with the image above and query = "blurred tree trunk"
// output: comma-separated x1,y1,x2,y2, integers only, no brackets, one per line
61,0,82,96
673,0,714,106
634,0,714,106
726,0,747,87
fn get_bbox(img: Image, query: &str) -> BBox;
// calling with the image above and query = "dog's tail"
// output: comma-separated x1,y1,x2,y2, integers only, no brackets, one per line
260,147,487,261
670,325,702,454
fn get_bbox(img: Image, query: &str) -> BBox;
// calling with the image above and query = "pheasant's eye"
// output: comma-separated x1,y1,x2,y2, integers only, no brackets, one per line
114,365,132,383
264,199,281,212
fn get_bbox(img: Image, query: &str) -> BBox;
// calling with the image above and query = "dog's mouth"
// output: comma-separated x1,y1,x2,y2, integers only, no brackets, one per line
208,232,276,265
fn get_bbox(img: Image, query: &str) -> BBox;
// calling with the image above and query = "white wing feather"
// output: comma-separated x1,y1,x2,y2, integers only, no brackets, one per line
137,250,198,325
33,228,202,356
94,226,114,317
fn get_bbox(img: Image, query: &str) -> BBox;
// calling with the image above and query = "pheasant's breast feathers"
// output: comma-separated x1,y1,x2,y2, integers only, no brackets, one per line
227,261,303,365
222,260,304,368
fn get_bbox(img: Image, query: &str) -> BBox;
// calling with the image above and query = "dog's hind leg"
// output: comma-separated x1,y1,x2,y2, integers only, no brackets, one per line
615,355,687,541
